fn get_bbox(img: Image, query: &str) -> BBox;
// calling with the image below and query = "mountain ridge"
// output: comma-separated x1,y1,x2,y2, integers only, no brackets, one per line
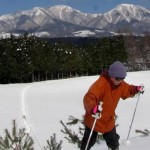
0,3,150,38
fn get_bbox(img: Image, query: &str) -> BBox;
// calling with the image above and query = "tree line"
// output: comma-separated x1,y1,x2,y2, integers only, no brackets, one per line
0,34,149,84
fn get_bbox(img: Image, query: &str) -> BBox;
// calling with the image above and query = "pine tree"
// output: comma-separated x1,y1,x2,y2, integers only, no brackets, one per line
135,129,150,136
60,116,104,148
0,120,34,150
43,134,62,150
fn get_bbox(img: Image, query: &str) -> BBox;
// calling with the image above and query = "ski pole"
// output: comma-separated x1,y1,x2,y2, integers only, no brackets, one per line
126,93,141,141
85,113,100,150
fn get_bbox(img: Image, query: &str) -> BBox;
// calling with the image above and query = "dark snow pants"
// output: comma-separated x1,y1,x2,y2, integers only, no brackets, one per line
80,126,120,150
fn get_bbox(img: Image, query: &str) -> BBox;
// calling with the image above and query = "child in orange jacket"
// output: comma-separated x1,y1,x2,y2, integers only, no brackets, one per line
81,61,144,150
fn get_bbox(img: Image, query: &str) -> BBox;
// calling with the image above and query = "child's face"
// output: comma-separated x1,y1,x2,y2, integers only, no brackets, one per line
110,77,124,86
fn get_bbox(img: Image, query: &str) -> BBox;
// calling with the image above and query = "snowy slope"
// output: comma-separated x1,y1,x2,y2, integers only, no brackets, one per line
0,71,150,149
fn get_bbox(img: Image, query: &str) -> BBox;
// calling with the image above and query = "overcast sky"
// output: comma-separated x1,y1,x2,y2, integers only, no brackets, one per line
0,0,149,15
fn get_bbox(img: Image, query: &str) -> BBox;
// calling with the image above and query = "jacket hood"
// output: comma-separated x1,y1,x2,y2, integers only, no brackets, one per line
101,71,121,90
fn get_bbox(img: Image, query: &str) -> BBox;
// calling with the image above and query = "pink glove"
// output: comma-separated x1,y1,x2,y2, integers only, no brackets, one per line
92,103,103,114
92,105,99,114
137,84,144,94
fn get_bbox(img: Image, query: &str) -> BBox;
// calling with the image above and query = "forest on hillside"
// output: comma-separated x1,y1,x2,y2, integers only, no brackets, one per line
0,34,150,84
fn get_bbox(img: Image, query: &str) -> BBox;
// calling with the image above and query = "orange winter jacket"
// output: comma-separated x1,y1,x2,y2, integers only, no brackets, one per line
83,72,138,134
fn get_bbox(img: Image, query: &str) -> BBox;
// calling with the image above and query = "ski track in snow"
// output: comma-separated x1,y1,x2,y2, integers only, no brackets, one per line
21,83,44,150
21,84,33,133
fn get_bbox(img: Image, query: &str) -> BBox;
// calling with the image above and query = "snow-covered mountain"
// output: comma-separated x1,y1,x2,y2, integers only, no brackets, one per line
0,4,150,38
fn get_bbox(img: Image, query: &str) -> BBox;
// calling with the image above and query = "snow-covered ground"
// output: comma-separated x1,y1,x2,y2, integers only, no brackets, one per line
0,71,150,150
